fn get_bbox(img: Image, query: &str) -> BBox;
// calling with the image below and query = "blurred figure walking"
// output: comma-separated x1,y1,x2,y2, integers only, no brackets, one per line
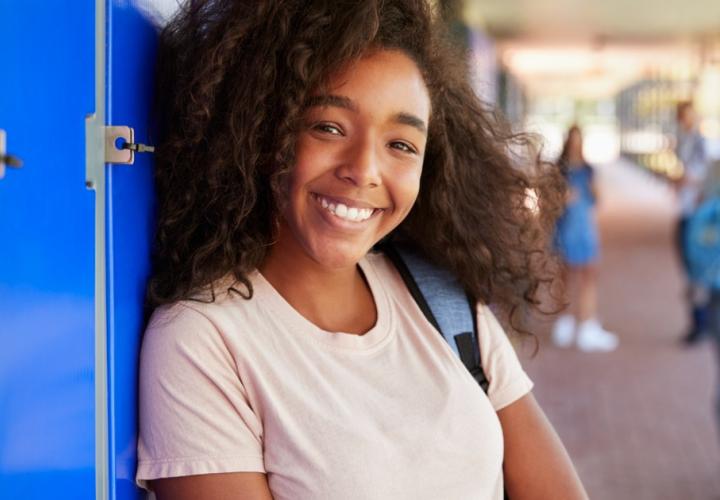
674,101,710,345
552,125,619,352
684,176,720,438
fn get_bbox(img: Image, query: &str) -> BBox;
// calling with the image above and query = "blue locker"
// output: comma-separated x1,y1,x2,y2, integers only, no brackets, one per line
0,1,168,498
106,2,160,499
0,1,96,497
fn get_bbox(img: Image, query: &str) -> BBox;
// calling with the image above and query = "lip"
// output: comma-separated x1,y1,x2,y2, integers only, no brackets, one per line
310,192,384,229
312,192,383,210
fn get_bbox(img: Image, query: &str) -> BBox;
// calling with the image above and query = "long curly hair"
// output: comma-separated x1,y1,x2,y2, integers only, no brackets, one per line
148,0,565,334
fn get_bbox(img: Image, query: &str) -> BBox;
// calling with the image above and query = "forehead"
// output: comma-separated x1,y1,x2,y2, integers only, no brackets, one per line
320,50,431,119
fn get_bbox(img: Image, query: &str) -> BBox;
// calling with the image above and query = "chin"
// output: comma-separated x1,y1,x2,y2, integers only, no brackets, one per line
308,240,371,270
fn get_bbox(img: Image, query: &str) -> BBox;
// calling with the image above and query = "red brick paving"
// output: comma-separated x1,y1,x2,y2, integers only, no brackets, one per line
518,160,720,500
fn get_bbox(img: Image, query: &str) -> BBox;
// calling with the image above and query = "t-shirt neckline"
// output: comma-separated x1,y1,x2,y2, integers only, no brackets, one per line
254,256,393,352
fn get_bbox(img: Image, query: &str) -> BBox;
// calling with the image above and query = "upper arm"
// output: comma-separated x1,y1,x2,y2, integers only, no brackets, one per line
474,305,583,497
498,392,588,500
137,305,265,489
474,305,533,412
152,472,274,500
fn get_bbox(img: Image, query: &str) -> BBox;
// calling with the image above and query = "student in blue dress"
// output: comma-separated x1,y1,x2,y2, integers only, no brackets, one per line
552,125,619,352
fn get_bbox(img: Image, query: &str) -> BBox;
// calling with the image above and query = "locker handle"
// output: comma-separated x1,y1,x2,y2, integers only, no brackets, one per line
0,129,24,180
1,154,23,168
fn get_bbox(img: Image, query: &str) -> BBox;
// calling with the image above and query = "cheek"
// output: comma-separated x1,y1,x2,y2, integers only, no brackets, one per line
287,158,317,200
393,167,422,213
291,135,319,182
291,137,338,190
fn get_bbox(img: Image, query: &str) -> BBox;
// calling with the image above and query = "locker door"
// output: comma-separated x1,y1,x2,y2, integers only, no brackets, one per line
1,1,176,498
0,1,97,499
105,2,166,498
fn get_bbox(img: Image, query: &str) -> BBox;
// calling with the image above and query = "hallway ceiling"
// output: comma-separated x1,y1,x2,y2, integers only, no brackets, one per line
459,1,720,98
462,0,720,43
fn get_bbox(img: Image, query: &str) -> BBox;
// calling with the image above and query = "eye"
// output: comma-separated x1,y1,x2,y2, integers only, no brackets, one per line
312,122,344,136
389,141,418,155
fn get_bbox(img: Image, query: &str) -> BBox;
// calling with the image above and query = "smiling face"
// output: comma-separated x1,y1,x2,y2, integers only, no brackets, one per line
272,49,431,271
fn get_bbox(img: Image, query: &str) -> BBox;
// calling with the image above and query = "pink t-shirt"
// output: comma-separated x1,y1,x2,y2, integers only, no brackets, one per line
136,252,533,499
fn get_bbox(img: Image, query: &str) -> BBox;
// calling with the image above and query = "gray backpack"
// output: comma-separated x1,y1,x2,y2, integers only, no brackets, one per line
381,242,489,393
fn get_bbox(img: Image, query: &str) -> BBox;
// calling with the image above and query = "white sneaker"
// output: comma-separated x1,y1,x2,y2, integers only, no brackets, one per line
576,319,619,352
551,314,576,348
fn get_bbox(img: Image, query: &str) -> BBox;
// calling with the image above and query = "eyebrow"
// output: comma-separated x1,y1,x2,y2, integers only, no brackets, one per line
305,94,428,135
305,94,357,112
392,112,427,135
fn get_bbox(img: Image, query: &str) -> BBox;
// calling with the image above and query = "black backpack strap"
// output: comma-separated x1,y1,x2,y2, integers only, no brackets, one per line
381,242,489,393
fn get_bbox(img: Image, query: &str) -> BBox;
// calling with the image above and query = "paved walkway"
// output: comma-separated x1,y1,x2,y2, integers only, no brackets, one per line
518,159,720,500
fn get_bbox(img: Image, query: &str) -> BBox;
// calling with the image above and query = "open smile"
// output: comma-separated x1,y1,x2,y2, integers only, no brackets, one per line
311,193,384,223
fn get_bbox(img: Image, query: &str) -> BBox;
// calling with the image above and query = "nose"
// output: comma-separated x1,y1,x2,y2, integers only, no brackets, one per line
335,135,382,188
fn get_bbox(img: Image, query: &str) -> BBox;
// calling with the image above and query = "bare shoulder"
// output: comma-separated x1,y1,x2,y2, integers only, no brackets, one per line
152,472,273,500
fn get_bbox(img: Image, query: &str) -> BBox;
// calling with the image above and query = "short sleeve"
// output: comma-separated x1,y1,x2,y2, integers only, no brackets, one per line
475,304,534,411
136,303,265,490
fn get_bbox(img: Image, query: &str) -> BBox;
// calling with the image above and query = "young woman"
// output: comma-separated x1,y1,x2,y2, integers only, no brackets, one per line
137,1,588,498
551,125,618,352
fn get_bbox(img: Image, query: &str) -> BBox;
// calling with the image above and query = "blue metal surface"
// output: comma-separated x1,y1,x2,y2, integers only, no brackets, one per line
0,1,96,498
106,2,161,498
1,1,170,497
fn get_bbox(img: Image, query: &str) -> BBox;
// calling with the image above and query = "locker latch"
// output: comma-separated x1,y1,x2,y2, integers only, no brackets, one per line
0,129,24,180
104,126,155,165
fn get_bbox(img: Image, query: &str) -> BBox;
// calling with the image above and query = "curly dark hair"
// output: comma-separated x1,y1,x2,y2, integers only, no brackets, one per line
148,0,565,334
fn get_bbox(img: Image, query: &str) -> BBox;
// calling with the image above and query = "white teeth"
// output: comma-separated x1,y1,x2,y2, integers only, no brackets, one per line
316,194,375,222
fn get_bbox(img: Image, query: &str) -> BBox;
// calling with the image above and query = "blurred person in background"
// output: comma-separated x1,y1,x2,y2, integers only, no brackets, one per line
684,165,720,438
675,101,710,345
551,125,619,352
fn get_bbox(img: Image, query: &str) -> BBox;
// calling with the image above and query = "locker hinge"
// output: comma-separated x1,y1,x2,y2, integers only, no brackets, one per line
104,126,155,165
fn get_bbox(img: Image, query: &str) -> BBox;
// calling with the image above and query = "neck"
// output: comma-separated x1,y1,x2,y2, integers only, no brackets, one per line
260,232,377,335
262,246,359,300
566,152,583,165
